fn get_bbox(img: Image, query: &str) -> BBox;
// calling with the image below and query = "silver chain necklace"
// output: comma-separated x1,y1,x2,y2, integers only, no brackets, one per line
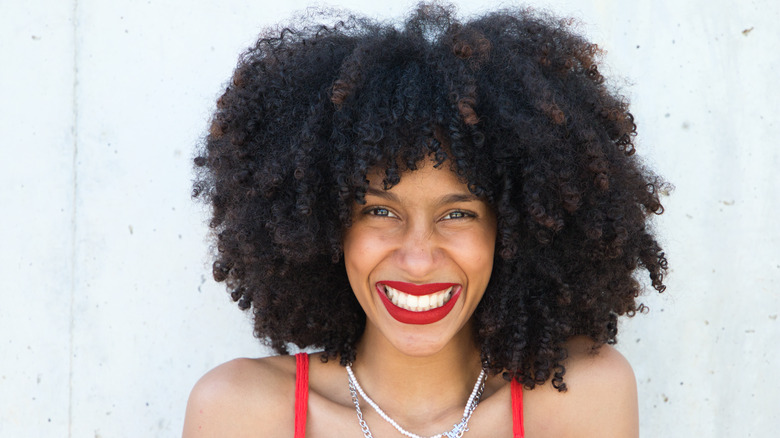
346,364,486,438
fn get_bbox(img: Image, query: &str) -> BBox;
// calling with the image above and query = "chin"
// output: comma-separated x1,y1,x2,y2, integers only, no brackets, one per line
379,316,473,358
389,336,451,358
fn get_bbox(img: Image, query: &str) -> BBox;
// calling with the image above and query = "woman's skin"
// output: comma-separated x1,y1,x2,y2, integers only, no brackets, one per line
183,160,639,437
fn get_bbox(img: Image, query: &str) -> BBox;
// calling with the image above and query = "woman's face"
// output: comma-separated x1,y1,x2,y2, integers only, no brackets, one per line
343,159,497,356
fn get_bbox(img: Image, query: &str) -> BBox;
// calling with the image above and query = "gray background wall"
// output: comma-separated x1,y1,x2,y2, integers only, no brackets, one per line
1,0,778,436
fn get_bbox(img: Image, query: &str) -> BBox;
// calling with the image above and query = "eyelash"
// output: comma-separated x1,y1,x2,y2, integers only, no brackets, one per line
442,210,474,220
366,207,396,218
364,207,475,220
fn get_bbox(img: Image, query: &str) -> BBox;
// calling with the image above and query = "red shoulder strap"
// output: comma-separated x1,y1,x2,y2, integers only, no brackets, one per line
294,353,309,438
511,379,524,438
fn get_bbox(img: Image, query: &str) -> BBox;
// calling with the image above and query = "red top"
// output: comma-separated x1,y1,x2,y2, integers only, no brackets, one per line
511,378,525,438
294,353,309,438
293,353,524,437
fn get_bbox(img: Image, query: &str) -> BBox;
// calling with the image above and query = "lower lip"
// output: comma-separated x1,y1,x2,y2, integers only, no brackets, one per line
375,284,461,325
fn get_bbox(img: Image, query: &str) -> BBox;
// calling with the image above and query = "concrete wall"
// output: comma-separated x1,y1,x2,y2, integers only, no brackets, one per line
1,0,777,436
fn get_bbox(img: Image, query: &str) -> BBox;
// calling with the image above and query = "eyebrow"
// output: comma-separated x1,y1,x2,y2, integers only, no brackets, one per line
364,187,479,205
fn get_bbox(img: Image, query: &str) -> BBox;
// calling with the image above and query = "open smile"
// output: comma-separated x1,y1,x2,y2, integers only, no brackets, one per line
376,281,461,325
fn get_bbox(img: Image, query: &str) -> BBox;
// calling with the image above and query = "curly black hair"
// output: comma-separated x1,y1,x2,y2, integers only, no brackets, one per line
193,2,668,391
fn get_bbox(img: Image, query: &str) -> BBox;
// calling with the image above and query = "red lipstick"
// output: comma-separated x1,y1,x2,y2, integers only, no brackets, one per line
375,281,461,325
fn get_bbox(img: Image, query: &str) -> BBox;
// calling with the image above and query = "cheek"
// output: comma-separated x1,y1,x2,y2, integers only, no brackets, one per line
462,227,497,284
343,227,380,286
342,233,360,279
471,243,495,277
465,225,496,260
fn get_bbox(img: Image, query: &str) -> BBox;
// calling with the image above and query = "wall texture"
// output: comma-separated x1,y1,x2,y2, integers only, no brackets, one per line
1,0,778,436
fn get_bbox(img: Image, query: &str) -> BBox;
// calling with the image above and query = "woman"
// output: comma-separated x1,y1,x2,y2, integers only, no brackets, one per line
184,3,667,437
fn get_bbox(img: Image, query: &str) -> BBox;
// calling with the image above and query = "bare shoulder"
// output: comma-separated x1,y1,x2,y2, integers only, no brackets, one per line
555,336,639,437
182,356,297,438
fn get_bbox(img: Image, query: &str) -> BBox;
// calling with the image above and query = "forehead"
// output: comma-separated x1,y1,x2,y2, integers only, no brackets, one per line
365,159,467,191
362,162,483,211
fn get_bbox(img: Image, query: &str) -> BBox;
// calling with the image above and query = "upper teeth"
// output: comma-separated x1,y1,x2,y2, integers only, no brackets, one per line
383,285,454,312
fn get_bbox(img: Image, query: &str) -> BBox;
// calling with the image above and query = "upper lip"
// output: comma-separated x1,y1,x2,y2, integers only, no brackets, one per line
378,281,459,296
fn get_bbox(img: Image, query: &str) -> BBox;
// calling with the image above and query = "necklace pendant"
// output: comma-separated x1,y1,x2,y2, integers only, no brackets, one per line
445,422,467,438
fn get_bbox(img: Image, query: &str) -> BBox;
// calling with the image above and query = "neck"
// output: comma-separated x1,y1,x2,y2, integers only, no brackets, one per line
350,320,483,426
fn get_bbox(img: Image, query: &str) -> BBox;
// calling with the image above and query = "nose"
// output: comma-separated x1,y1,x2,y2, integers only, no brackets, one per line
394,220,440,278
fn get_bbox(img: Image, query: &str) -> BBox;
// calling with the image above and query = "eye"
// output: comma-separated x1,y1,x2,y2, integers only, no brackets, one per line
365,207,397,218
442,210,474,220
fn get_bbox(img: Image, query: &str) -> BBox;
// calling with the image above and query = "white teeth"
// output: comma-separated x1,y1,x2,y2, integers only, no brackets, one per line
383,285,454,312
407,295,418,310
